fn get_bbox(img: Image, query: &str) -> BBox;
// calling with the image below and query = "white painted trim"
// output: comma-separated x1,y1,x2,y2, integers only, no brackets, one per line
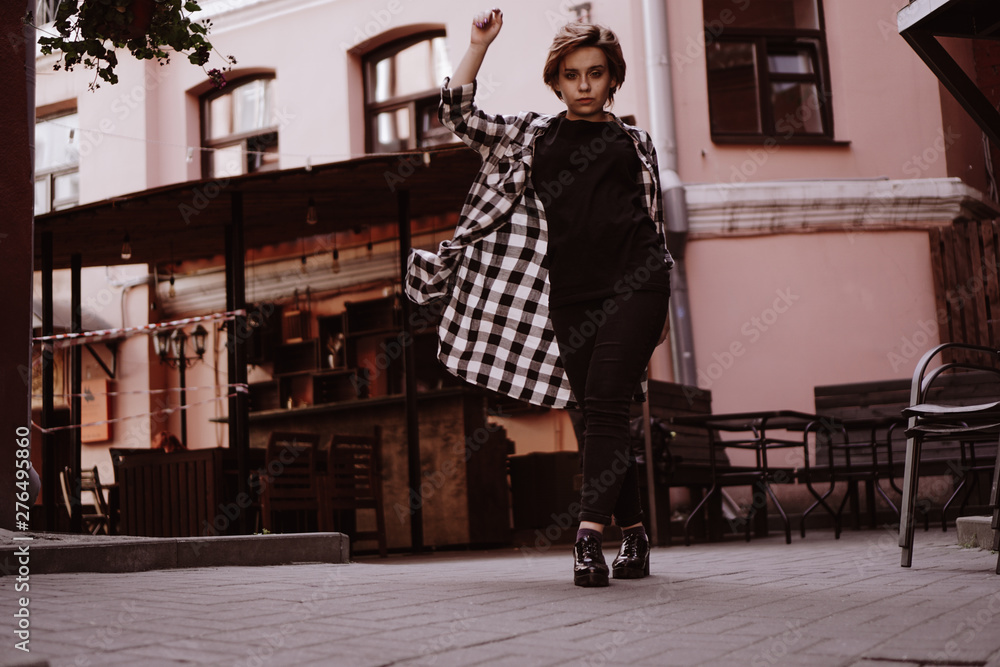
683,177,1000,236
194,0,340,34
897,0,957,34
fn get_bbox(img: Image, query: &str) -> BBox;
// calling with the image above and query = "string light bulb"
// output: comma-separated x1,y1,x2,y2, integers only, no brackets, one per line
120,233,132,260
366,227,373,257
306,197,318,225
168,271,176,299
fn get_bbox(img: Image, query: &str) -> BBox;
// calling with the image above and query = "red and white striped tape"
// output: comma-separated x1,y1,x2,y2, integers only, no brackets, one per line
31,390,246,434
33,310,246,349
32,383,249,400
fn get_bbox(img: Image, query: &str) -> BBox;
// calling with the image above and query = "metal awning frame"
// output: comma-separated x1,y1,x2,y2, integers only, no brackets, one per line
899,0,1000,148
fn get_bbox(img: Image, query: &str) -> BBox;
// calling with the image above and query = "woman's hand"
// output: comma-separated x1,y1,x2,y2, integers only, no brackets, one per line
471,8,503,48
451,8,503,87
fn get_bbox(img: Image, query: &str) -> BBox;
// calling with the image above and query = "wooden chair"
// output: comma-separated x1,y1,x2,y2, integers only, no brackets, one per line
260,432,321,533
898,343,1000,572
320,427,388,557
59,466,110,535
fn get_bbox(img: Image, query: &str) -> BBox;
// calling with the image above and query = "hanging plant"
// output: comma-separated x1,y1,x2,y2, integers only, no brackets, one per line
32,0,236,90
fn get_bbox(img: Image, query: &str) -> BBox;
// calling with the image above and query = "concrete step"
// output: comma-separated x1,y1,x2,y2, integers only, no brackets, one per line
0,531,349,575
956,515,997,549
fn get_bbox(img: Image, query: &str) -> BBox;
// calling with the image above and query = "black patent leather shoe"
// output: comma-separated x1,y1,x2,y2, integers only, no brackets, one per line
612,532,650,579
573,535,609,587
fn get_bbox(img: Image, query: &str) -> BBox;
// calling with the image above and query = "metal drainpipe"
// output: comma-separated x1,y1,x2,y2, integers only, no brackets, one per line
642,0,697,386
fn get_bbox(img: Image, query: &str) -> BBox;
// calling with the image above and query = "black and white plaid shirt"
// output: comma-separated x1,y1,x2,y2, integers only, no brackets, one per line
406,79,674,408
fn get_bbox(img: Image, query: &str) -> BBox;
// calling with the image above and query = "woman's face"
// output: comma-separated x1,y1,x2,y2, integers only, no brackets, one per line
555,47,616,122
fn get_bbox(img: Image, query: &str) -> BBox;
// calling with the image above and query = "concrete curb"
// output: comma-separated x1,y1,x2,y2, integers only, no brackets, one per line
0,532,349,575
956,515,997,549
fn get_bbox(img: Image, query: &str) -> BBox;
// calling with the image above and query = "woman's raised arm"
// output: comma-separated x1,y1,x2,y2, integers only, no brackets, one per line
449,8,503,88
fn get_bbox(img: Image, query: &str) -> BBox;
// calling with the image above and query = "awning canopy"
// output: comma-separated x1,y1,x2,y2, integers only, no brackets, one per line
34,146,480,271
898,0,1000,147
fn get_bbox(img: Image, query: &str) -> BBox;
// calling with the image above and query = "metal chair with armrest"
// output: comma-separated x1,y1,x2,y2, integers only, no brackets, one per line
898,342,1000,572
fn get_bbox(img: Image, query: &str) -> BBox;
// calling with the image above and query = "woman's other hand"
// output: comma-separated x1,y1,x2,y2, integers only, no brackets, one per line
471,8,503,47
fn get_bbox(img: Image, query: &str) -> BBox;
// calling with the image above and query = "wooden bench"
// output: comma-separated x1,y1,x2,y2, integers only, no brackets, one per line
812,373,1000,530
632,381,742,544
111,447,266,537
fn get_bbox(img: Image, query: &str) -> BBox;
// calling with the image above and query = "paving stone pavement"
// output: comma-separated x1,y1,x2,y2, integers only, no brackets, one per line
2,528,1000,667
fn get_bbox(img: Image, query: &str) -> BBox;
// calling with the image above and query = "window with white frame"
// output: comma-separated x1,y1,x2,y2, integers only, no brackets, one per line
35,0,59,24
363,32,452,153
35,110,80,215
201,76,280,178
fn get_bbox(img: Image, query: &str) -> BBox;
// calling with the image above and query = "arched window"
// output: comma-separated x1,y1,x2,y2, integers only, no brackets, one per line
363,32,452,153
201,76,279,178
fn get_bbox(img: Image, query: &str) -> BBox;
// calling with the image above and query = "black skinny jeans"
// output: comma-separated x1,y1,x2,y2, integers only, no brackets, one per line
550,289,669,526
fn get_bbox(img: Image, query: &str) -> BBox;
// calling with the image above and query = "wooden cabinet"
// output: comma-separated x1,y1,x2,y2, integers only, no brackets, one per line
251,295,459,413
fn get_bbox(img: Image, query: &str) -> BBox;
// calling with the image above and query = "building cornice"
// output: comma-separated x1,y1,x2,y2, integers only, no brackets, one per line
195,0,339,34
683,177,1000,237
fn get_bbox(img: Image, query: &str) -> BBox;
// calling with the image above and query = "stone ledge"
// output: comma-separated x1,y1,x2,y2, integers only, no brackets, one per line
0,532,349,575
956,516,997,549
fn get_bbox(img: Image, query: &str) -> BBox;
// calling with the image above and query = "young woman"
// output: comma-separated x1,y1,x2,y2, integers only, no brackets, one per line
406,8,673,587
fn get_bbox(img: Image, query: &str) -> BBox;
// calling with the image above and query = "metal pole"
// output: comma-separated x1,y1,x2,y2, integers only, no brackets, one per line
178,335,188,450
226,191,249,534
41,232,55,530
397,189,423,552
70,253,82,533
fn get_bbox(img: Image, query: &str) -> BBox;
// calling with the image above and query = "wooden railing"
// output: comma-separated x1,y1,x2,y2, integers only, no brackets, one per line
928,219,1000,360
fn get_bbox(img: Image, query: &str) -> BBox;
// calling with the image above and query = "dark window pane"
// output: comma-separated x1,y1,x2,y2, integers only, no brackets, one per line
706,41,761,134
771,82,824,135
417,102,453,148
247,131,279,172
704,0,819,31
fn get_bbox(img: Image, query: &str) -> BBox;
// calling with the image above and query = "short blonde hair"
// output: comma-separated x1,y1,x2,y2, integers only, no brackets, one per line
542,22,626,105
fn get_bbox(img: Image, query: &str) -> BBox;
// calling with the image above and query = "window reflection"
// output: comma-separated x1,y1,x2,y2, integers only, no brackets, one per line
364,33,452,153
707,42,761,135
35,111,79,214
202,77,280,177
703,0,831,141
